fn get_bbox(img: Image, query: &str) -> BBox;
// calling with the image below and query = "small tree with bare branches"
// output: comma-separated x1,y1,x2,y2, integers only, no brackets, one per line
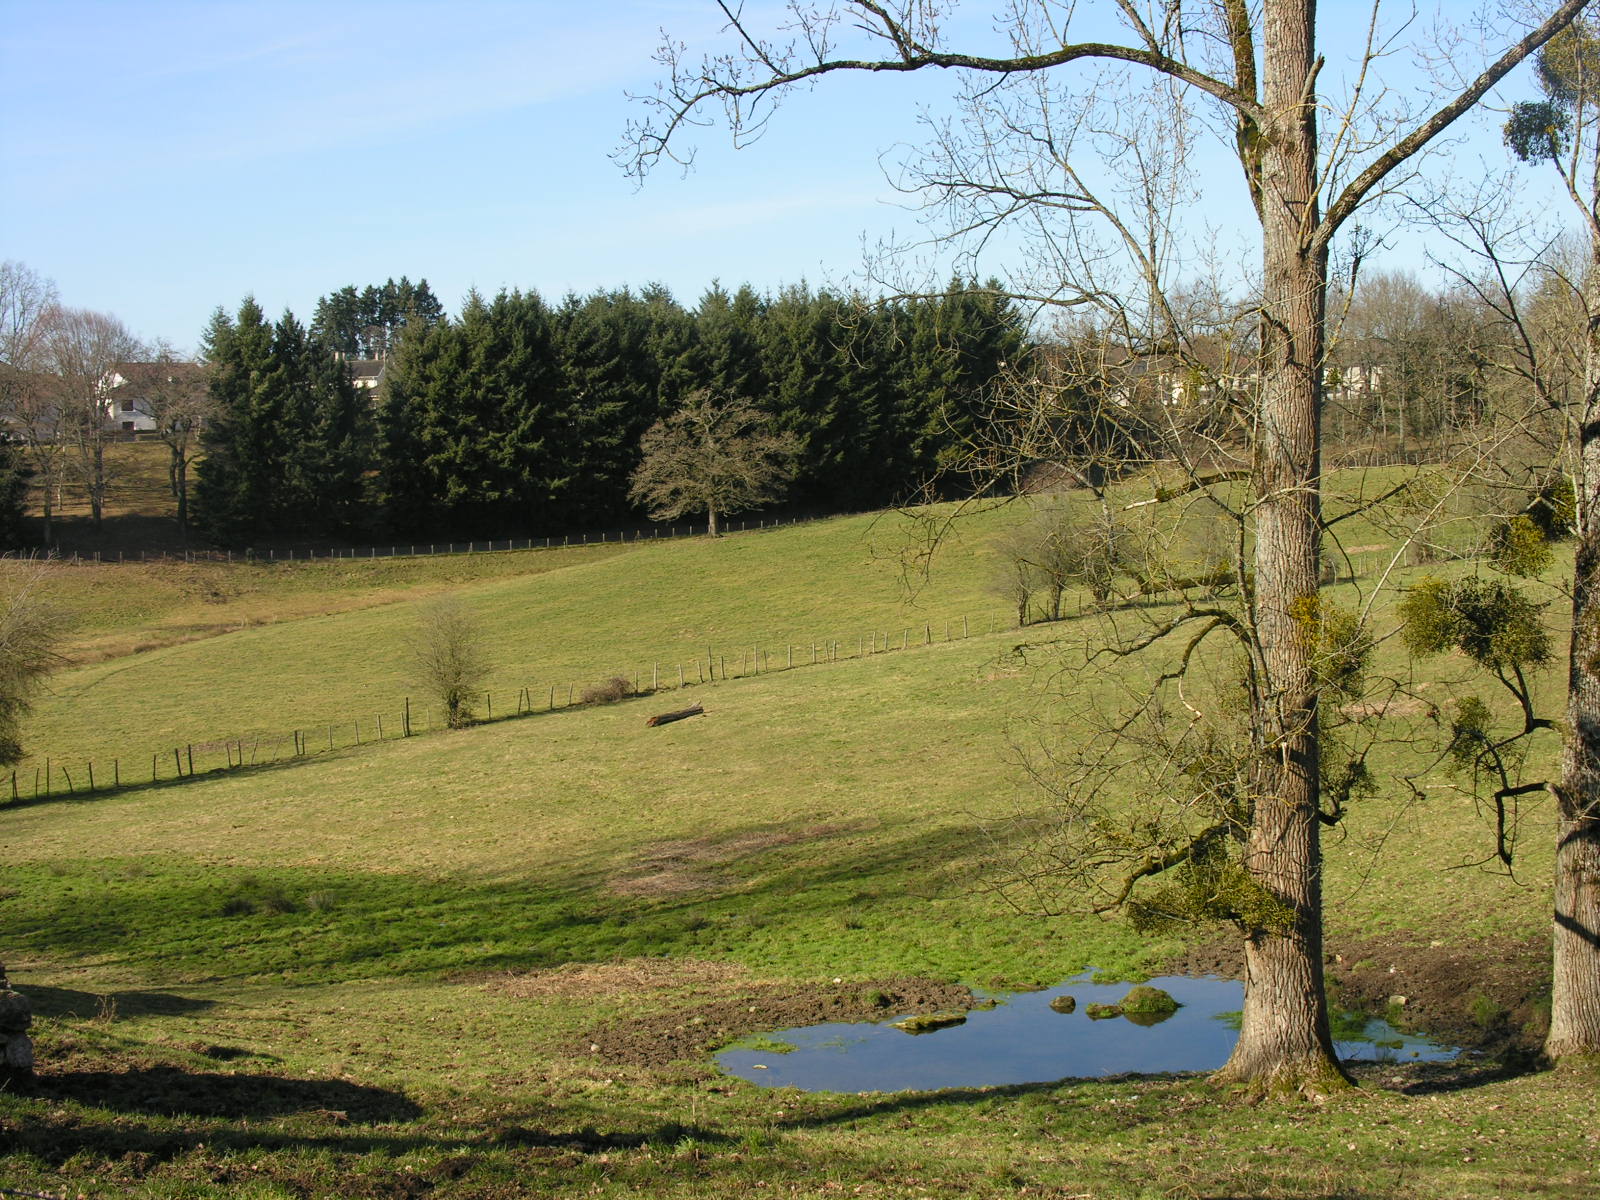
0,564,65,767
412,598,491,730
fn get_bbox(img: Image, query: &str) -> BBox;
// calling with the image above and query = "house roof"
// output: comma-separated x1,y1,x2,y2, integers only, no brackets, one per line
345,358,385,384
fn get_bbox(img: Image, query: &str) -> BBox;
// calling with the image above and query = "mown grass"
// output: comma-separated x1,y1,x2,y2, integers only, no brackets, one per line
4,472,1595,1199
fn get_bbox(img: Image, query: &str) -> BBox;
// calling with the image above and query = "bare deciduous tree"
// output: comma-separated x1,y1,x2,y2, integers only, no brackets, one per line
1412,15,1600,1065
0,563,66,767
629,389,798,537
625,0,1588,1093
117,342,213,538
42,306,143,532
0,264,61,545
412,598,491,730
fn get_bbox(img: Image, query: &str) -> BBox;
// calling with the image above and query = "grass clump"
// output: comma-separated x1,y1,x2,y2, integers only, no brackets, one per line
1119,985,1180,1014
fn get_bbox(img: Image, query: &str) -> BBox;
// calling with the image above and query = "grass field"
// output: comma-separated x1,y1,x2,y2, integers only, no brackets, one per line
2,481,1596,1199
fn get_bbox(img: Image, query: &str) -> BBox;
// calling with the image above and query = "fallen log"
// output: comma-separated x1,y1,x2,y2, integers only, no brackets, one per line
646,703,705,728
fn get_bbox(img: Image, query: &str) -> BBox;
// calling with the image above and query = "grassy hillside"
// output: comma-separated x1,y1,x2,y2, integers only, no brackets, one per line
2,481,1594,1199
21,505,1027,772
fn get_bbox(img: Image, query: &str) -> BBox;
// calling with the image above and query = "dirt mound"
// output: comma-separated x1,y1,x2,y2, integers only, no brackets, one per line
1326,936,1549,1053
563,975,976,1068
1163,934,1550,1053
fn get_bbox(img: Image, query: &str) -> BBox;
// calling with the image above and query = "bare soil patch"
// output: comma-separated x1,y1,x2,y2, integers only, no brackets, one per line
608,822,862,897
492,957,755,1000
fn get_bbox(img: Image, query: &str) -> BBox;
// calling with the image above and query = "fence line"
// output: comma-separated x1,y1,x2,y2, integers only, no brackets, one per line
27,510,852,567
6,607,1008,806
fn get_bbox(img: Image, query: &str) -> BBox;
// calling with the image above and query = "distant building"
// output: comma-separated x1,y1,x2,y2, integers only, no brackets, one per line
345,357,386,392
101,362,208,433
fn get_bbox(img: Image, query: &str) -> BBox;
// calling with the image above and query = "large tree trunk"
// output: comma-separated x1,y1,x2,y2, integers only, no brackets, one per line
1214,0,1349,1094
1549,256,1600,1064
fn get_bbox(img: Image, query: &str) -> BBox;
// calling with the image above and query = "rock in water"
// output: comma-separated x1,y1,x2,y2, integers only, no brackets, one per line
892,1011,967,1034
1119,985,1180,1014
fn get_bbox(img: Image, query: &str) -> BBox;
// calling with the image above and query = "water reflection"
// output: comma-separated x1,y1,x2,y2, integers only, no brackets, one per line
716,973,1459,1092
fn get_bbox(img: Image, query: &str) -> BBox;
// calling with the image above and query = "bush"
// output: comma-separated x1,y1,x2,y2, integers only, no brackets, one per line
580,676,633,704
411,598,491,728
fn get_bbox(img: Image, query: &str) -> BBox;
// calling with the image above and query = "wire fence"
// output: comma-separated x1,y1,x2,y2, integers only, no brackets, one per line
29,510,849,565
6,609,1010,806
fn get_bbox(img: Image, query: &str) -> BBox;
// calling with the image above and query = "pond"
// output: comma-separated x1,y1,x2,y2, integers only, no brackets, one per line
716,974,1461,1093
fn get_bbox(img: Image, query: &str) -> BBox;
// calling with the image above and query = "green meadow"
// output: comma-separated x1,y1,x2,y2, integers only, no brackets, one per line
2,485,1595,1199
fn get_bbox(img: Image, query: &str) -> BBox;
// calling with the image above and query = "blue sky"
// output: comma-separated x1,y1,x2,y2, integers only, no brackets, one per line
0,1,1568,353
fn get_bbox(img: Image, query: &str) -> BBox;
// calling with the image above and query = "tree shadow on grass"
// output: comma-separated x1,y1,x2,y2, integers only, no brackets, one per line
1348,1054,1546,1096
25,1064,422,1123
771,1072,1185,1131
22,983,215,1021
11,816,1044,987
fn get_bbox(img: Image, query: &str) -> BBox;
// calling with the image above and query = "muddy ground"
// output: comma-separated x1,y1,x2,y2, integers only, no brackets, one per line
499,963,976,1070
516,935,1551,1072
1166,935,1550,1057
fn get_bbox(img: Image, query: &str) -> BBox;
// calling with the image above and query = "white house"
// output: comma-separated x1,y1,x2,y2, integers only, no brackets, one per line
101,362,207,433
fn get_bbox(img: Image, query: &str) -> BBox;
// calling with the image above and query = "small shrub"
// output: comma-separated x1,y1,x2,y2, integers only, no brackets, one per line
1467,990,1507,1029
412,598,490,729
580,676,633,704
304,890,338,913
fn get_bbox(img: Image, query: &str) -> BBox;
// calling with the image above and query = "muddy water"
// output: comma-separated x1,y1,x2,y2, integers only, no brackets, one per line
716,973,1459,1092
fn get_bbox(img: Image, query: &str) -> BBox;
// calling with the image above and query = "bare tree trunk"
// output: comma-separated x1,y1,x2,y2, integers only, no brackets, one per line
1214,0,1348,1093
174,451,189,538
88,439,105,530
707,504,720,538
1550,258,1600,1063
